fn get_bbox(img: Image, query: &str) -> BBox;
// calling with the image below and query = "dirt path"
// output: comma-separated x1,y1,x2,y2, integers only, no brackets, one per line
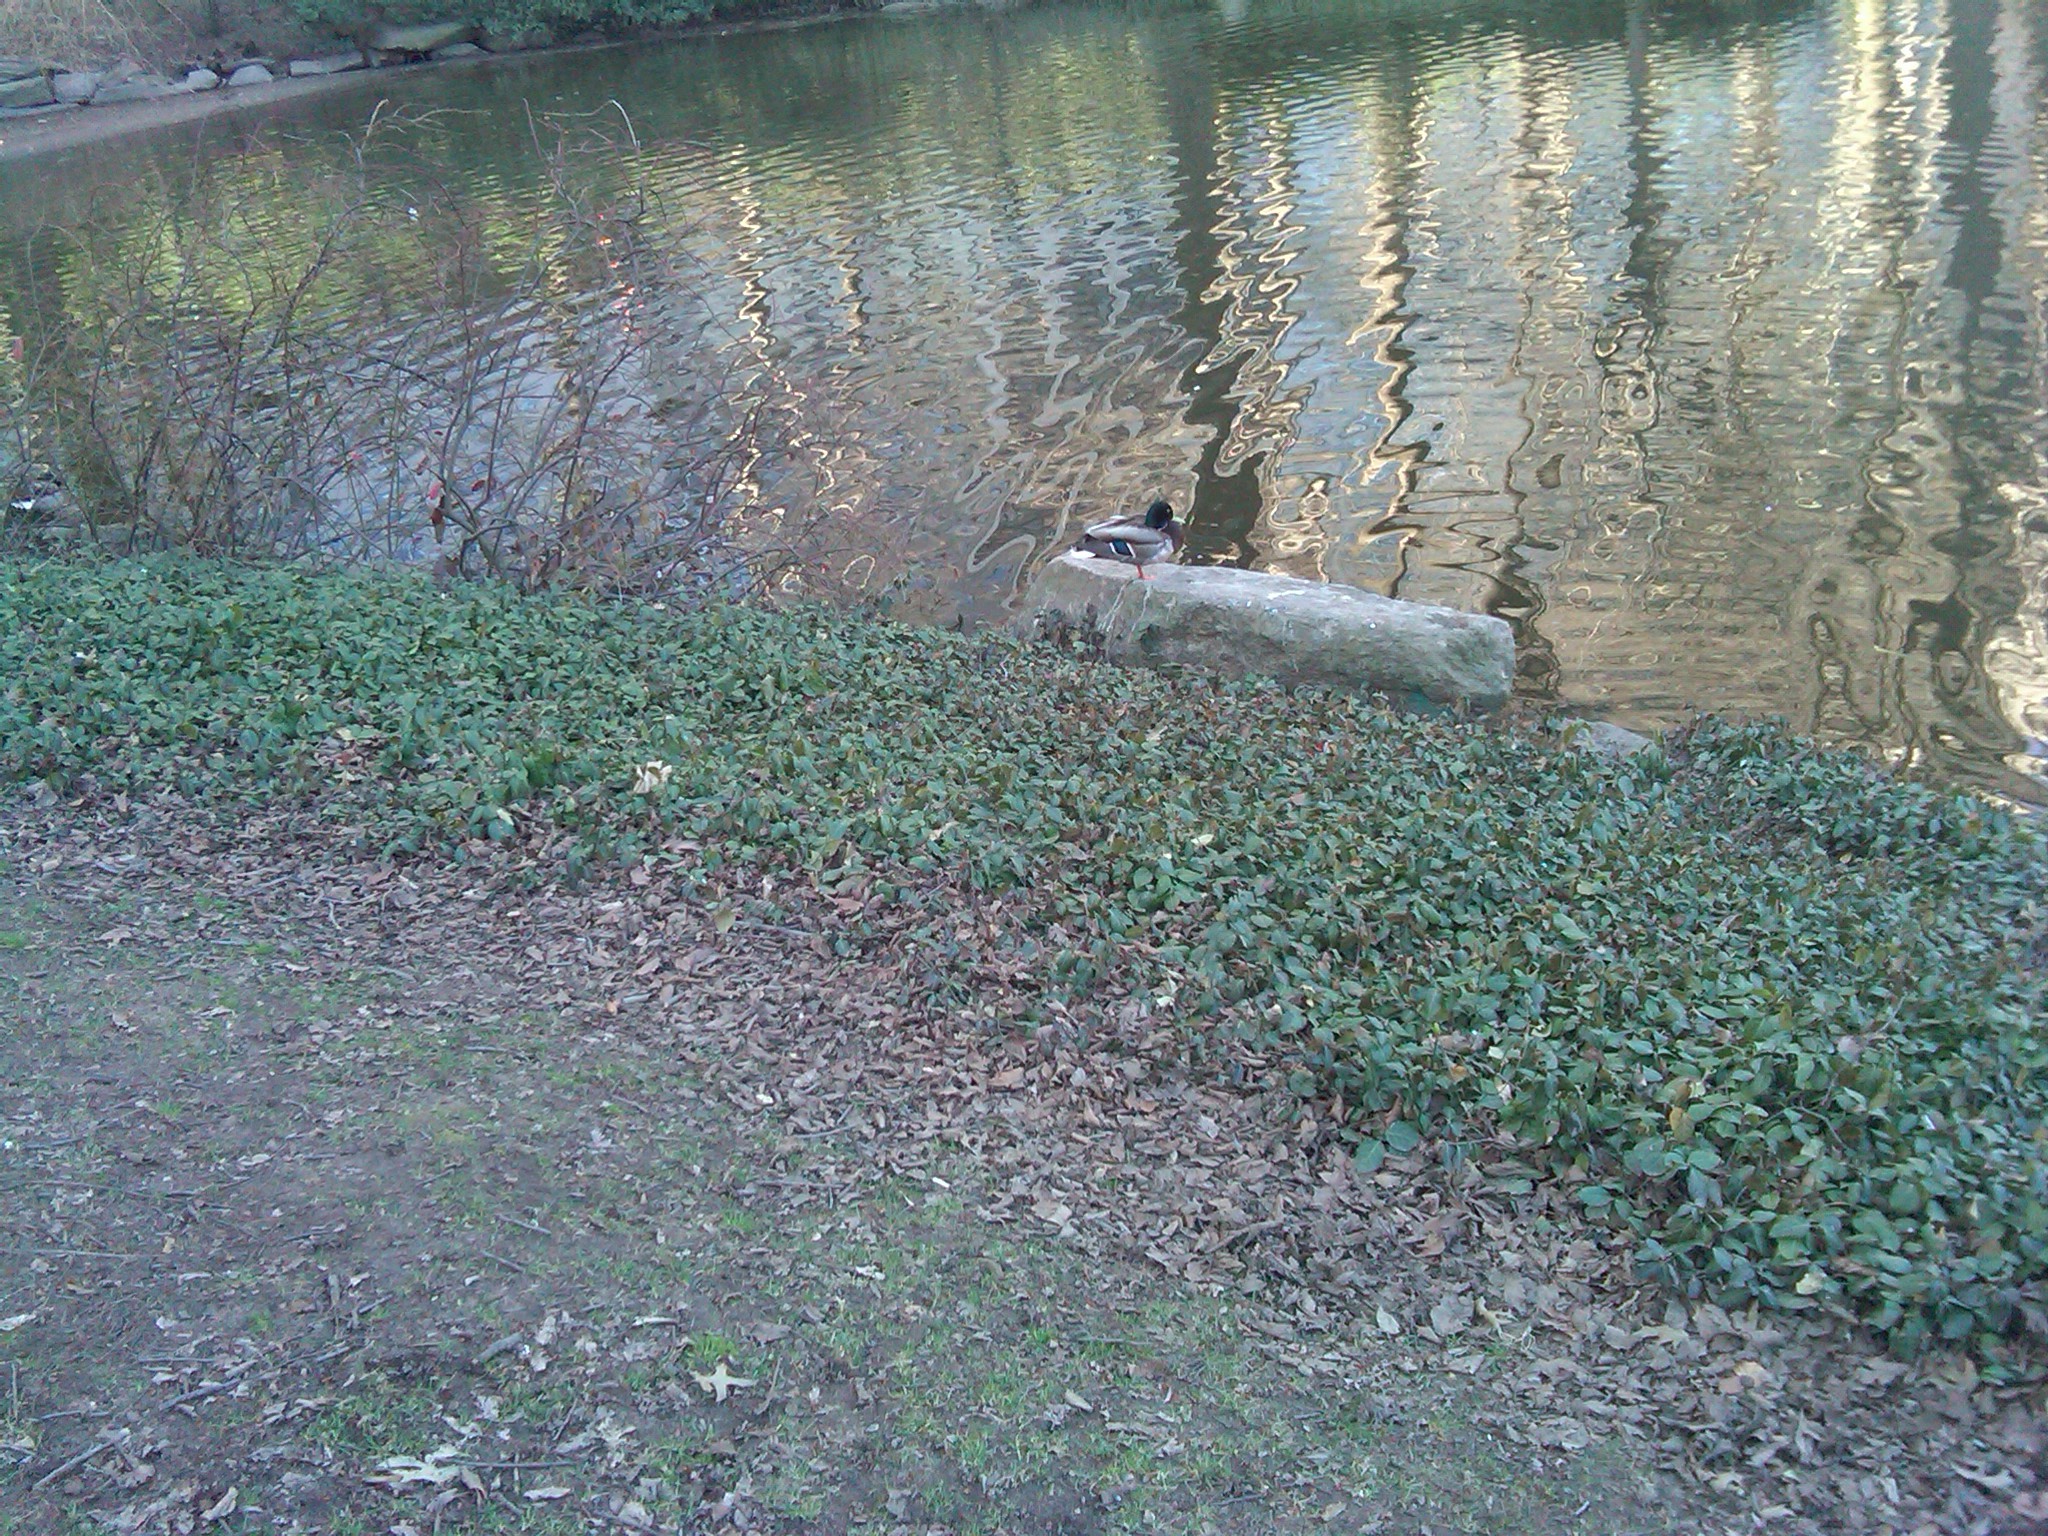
0,792,2035,1535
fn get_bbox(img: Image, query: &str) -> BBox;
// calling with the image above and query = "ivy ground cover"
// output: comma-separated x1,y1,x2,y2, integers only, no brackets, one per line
2,556,2042,1352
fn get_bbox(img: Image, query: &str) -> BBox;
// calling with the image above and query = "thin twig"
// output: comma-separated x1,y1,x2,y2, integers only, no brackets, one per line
30,1428,128,1491
161,1364,252,1410
463,1457,580,1471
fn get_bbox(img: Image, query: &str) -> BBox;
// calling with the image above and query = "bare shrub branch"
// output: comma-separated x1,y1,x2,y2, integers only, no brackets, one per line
0,0,137,64
0,106,842,603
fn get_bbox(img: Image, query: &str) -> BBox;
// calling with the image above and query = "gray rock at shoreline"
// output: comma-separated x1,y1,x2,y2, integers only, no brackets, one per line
1565,720,1657,758
52,71,102,103
1017,552,1515,712
226,62,274,87
0,59,42,83
369,20,480,56
0,74,53,110
184,67,221,91
89,72,175,104
430,41,485,60
289,54,365,77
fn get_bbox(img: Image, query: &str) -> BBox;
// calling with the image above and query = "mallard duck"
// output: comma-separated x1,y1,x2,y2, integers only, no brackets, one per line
6,465,66,521
1075,499,1182,579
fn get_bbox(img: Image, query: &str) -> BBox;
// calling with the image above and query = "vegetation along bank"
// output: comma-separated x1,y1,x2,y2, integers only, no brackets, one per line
0,0,888,131
2,555,2042,1359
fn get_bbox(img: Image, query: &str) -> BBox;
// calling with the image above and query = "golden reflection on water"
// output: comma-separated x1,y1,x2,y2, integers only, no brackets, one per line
2,0,2045,799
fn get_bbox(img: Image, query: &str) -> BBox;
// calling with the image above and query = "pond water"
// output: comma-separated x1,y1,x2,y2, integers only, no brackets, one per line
3,0,2046,799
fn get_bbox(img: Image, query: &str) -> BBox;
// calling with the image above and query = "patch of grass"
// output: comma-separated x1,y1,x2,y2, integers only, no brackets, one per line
716,1206,764,1238
1,556,2042,1351
307,1375,445,1457
686,1331,743,1370
755,1458,826,1521
640,1426,716,1481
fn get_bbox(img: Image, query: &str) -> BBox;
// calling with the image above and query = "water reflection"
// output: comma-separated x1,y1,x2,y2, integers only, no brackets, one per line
1,0,2044,799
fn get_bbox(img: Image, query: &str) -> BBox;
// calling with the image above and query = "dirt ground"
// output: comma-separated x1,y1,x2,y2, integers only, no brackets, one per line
0,789,2040,1536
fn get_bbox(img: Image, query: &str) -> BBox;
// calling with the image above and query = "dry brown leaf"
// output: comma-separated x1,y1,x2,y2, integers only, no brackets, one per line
1718,1360,1769,1395
1429,1292,1473,1337
365,1451,465,1488
692,1361,756,1403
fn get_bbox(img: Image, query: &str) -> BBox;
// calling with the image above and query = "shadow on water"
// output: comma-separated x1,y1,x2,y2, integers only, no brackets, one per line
2,0,2046,800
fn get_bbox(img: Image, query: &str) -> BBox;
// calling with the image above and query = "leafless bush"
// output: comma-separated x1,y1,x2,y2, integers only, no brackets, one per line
0,106,824,600
0,0,137,64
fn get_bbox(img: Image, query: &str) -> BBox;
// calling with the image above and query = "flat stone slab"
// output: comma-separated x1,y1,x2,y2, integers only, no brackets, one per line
289,53,365,77
369,21,478,54
1016,552,1514,712
0,74,53,110
91,74,175,104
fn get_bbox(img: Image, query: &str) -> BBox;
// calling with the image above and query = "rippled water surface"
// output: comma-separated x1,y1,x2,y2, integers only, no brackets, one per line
4,0,2047,796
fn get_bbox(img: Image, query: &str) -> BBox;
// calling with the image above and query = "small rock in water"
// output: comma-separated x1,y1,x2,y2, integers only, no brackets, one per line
184,67,220,91
52,71,101,102
226,62,273,86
